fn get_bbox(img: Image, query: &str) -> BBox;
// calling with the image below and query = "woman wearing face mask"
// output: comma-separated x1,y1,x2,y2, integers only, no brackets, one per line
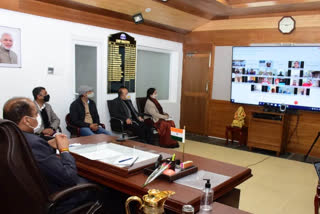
144,88,179,148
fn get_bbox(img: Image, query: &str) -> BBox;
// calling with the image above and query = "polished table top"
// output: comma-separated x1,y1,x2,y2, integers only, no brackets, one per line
69,134,252,213
198,202,251,214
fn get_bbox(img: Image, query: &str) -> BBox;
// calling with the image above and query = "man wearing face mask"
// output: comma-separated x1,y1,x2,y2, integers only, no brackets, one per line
3,97,93,214
69,85,112,136
32,87,60,136
109,86,153,144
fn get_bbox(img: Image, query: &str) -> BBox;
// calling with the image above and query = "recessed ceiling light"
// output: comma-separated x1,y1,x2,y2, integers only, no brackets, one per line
162,0,168,2
145,8,151,13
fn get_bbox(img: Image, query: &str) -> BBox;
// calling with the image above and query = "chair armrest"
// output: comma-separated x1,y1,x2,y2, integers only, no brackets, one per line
57,127,62,133
132,121,139,126
141,113,152,117
67,124,81,136
99,123,106,129
110,117,124,125
49,183,102,204
110,117,125,133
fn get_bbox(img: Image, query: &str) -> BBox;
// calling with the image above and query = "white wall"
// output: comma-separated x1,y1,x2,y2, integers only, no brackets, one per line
0,9,183,134
212,46,233,101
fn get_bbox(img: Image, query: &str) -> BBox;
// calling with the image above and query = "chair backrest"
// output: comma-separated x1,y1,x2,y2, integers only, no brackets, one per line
107,100,116,117
107,100,112,113
65,113,72,126
0,119,49,214
136,97,147,114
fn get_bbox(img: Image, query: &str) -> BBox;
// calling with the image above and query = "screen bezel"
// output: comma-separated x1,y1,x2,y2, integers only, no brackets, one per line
230,46,320,112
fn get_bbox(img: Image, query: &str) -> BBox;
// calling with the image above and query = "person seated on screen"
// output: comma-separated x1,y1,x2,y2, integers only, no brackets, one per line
0,33,18,64
2,97,94,214
144,88,179,148
110,86,153,144
69,85,112,136
32,86,60,136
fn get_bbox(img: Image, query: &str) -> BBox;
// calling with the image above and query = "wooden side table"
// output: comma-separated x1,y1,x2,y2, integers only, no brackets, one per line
225,125,248,146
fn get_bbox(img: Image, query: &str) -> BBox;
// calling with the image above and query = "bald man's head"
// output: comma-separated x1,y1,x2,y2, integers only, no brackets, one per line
1,33,13,50
3,97,36,124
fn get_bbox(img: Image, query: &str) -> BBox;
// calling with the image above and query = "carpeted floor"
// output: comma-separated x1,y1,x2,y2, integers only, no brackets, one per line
174,136,318,214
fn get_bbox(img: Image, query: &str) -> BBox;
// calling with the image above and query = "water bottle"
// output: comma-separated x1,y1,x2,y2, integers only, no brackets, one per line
200,179,213,212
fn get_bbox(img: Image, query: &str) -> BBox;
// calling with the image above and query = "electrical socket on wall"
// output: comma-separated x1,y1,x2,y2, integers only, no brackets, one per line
48,67,54,75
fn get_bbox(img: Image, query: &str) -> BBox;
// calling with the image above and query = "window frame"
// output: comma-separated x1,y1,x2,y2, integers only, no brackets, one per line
136,45,178,103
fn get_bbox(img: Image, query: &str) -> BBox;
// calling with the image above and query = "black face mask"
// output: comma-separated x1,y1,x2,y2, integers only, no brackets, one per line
44,94,50,102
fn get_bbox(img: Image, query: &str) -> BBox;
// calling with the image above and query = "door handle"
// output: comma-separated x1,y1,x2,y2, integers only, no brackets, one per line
205,81,209,92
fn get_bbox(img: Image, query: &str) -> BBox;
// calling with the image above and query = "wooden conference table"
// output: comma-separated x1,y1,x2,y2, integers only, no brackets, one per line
69,134,252,213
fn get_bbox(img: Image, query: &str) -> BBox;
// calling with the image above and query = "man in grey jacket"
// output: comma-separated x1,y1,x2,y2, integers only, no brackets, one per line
32,86,60,136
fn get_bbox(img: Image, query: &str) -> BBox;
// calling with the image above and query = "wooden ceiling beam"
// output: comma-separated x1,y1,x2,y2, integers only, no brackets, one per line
36,0,190,34
0,0,185,42
152,0,230,20
193,14,320,31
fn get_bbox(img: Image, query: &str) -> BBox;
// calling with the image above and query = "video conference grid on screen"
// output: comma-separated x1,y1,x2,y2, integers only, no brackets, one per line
231,46,320,111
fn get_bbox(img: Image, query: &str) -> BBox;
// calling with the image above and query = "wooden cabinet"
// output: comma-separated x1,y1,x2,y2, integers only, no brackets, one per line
248,111,288,156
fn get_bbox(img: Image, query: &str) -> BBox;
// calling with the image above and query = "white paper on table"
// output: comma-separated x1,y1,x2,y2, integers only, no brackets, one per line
113,155,138,167
69,142,158,167
69,143,82,147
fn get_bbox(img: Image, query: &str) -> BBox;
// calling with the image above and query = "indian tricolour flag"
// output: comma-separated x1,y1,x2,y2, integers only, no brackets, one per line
171,127,185,143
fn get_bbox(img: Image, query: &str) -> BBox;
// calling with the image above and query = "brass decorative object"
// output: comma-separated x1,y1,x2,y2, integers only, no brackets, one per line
231,106,246,128
125,189,175,214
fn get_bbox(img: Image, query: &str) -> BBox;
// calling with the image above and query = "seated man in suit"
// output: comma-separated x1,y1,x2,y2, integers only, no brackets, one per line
110,86,153,144
32,86,60,136
3,97,94,214
70,85,112,136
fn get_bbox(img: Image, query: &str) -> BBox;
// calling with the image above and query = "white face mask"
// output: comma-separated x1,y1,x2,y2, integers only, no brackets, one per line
151,94,158,99
87,92,94,98
27,114,42,133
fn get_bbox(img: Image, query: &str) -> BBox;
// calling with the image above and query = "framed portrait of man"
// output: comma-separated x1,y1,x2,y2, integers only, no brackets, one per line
0,26,21,68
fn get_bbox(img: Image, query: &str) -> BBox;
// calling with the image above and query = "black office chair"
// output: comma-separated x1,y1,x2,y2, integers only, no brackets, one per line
0,119,103,214
107,100,136,139
135,97,148,116
136,97,159,145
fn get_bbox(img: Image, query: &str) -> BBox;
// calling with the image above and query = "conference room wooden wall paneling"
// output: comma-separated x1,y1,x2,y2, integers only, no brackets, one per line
180,44,213,135
206,100,320,157
0,0,184,43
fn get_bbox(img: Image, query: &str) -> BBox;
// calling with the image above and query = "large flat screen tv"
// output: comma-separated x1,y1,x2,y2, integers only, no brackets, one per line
231,46,320,111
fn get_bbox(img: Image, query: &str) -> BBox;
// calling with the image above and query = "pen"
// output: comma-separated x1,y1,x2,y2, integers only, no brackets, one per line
129,156,139,167
118,157,133,163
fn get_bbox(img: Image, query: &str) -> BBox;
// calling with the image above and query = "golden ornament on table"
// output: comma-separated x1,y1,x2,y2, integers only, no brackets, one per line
231,106,246,128
125,189,175,214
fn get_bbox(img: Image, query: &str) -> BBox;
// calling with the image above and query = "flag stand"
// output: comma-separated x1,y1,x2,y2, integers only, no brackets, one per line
182,126,186,163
